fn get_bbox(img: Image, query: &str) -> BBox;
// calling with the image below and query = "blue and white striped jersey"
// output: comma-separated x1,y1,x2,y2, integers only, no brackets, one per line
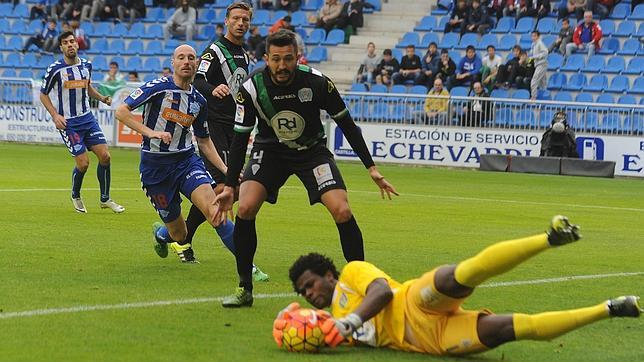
124,77,209,154
40,58,94,125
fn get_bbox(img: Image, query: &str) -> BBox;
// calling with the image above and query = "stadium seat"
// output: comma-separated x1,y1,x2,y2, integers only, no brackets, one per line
415,16,437,31
103,39,124,55
28,19,44,34
214,0,233,8
366,0,382,11
490,89,509,98
633,4,644,20
512,89,530,100
603,57,625,73
252,10,269,26
301,0,322,11
554,92,573,102
513,17,534,34
127,23,146,38
123,57,142,72
537,90,551,100
198,8,216,24
438,16,449,31
638,23,644,37
305,28,325,45
537,18,557,34
539,110,556,127
7,21,26,35
598,38,619,55
478,33,498,50
143,57,162,73
144,24,164,39
92,55,108,71
2,69,17,77
563,73,587,91
387,103,408,122
11,3,29,18
392,48,403,62
397,32,420,48
214,10,226,24
617,39,640,56
598,19,614,36
450,86,468,97
0,3,12,16
409,85,427,94
623,116,642,134
0,19,10,37
307,46,327,62
598,114,621,132
624,58,644,75
144,7,164,23
7,36,22,51
582,112,600,131
0,37,6,51
449,50,461,64
561,54,584,72
582,55,604,72
17,69,33,79
4,53,21,68
123,39,143,55
606,75,629,93
514,109,536,127
547,53,564,71
596,93,615,105
110,23,129,38
497,34,517,51
196,25,214,41
627,77,644,94
271,10,288,23
142,40,163,55
390,85,406,94
94,22,113,37
492,17,515,34
547,72,567,90
350,83,368,92
457,33,478,50
370,84,388,93
322,29,344,45
542,35,556,49
420,33,440,48
584,74,608,92
291,11,308,27
519,34,532,49
494,108,513,126
439,33,459,49
142,73,156,82
614,20,636,37
17,53,37,69
610,3,631,19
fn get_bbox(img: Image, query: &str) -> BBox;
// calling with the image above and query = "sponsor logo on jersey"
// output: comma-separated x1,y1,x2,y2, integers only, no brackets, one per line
229,68,248,96
235,104,245,124
272,94,296,100
164,92,180,104
63,79,89,89
339,293,348,308
130,88,143,99
235,91,245,104
198,60,211,73
270,110,305,141
298,88,313,103
161,108,195,127
313,163,335,191
327,80,335,93
201,52,214,61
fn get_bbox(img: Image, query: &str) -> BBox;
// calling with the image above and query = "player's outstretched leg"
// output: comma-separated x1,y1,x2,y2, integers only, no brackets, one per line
454,215,581,288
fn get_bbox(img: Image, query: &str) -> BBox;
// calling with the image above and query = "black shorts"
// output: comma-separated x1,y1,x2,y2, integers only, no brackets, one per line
202,122,234,184
242,144,346,205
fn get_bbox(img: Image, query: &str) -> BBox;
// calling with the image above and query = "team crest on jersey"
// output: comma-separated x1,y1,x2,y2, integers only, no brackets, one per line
198,60,211,73
235,91,245,104
130,88,143,99
339,293,348,308
327,80,335,93
297,88,313,103
201,52,214,61
189,101,201,115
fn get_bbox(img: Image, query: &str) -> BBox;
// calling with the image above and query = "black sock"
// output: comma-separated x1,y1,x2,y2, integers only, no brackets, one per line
336,216,365,261
234,216,257,292
184,204,207,244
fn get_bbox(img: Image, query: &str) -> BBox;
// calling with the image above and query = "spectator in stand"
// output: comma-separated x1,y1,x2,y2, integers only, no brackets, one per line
127,71,140,82
444,0,468,33
453,46,482,88
460,81,491,127
258,0,274,10
118,0,146,26
520,0,551,19
163,0,196,41
69,20,89,50
269,15,294,34
417,42,440,88
435,49,457,90
495,44,521,88
22,19,58,54
99,61,126,97
161,67,172,77
70,0,91,21
480,45,502,93
392,45,423,85
277,0,301,11
55,0,75,21
214,23,224,40
566,10,602,58
375,48,400,87
549,18,573,54
424,78,449,125
30,0,56,20
591,0,613,19
529,30,548,100
98,0,122,21
315,0,343,33
504,0,519,18
246,26,265,60
356,42,380,84
486,0,505,21
558,0,588,21
464,0,491,35
514,51,535,90
336,0,374,36
81,0,116,22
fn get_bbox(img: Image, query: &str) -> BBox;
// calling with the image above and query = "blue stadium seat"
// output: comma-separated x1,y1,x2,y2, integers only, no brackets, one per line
144,24,163,39
618,95,637,105
18,53,37,69
387,103,408,122
598,114,621,132
305,29,325,45
561,54,584,71
617,39,640,56
519,34,532,49
0,37,6,51
105,39,125,55
610,3,631,19
420,33,439,48
110,23,129,38
392,48,403,62
350,83,368,92
494,108,513,126
11,4,29,18
2,69,17,77
214,0,233,8
606,75,629,93
307,46,327,62
598,19,614,36
390,85,406,94
142,40,163,55
19,70,33,79
252,10,269,26
271,10,288,23
7,36,22,51
301,0,320,11
539,110,555,127
291,11,308,27
4,53,21,68
563,73,586,90
370,84,388,93
492,17,515,34
537,18,557,34
144,57,162,73
582,55,605,73
7,21,26,35
28,19,44,34
537,90,551,100
584,74,608,92
127,23,146,38
623,115,642,134
143,73,157,82
365,0,381,12
542,35,556,49
512,89,530,99
582,112,600,131
627,77,644,94
94,22,113,37
415,16,437,31
124,39,144,55
478,34,498,50
124,57,142,72
35,54,53,69
366,103,389,121
410,85,427,94
514,109,536,127
490,89,509,98
439,33,459,49
258,26,269,37
162,58,172,69
638,23,644,37
0,3,12,16
547,53,564,71
450,87,468,97
624,58,644,75
198,8,216,24
614,20,636,37
397,32,420,48
497,34,516,51
598,38,619,55
0,19,9,36
603,57,625,73
554,92,573,102
449,50,461,64
457,33,478,50
322,29,344,45
196,25,215,41
144,7,164,23
633,4,644,20
438,16,449,31
513,17,534,34
547,72,566,90
214,10,225,24
92,55,108,71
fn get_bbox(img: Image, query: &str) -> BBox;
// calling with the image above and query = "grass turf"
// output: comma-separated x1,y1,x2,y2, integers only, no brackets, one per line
0,142,642,361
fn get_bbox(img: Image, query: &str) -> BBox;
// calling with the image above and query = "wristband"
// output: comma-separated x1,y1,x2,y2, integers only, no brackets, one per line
344,313,363,330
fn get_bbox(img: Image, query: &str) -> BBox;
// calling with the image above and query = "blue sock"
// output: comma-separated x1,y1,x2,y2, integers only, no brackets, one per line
71,167,86,199
155,226,174,244
215,219,235,254
97,163,111,202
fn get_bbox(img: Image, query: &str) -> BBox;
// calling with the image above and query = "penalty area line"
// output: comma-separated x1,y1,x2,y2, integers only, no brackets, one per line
1,272,641,320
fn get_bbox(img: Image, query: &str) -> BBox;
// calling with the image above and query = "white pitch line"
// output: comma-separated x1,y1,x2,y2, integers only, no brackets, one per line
1,272,641,320
1,186,643,212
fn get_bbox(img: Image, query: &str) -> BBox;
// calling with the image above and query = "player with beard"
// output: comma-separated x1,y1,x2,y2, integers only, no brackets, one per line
216,30,398,307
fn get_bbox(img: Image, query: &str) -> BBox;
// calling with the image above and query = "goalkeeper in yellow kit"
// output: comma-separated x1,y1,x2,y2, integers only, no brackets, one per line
283,216,641,355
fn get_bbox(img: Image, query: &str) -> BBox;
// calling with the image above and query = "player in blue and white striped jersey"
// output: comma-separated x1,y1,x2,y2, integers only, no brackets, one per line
115,44,229,263
39,31,124,214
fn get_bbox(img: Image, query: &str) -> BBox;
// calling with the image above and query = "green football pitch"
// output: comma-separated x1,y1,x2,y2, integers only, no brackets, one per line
1,142,642,361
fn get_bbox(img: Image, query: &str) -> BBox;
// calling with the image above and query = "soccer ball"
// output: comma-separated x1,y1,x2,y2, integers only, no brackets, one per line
279,308,325,353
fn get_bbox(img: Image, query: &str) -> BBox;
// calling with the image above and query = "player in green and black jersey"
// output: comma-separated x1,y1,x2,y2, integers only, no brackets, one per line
216,29,399,307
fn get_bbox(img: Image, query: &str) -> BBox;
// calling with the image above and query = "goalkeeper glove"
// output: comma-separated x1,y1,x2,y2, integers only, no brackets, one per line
272,302,300,347
320,313,363,348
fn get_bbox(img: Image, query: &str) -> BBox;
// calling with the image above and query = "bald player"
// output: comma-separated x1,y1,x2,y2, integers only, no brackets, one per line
115,45,228,262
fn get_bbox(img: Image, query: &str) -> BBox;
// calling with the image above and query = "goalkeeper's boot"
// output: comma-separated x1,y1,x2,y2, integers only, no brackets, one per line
222,287,253,308
71,197,87,213
607,296,642,318
546,215,581,246
100,199,125,213
152,222,169,258
252,265,270,282
170,242,198,264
